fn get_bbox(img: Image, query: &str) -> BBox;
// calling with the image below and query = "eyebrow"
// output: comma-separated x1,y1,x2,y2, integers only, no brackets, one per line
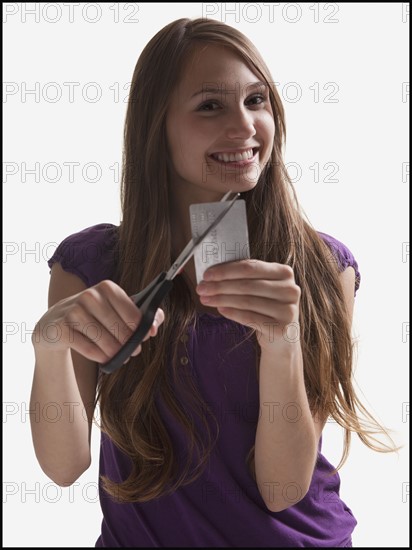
190,81,268,99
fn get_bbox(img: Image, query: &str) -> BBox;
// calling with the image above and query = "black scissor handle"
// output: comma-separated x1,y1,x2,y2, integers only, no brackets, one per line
99,272,173,374
131,272,167,307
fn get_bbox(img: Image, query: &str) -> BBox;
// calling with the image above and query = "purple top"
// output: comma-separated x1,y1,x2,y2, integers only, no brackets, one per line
47,223,360,547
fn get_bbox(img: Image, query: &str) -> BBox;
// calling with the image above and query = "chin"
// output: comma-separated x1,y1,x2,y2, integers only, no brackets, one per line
229,178,259,193
202,183,257,199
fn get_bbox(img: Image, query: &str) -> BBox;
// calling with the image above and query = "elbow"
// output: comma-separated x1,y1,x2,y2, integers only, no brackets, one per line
264,482,311,513
41,459,91,488
266,500,302,513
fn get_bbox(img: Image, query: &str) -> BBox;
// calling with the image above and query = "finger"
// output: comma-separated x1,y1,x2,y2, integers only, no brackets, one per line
61,325,117,364
197,279,299,304
63,289,142,360
199,293,299,323
100,281,146,338
130,344,142,357
215,307,301,347
63,304,133,360
124,342,143,363
127,307,166,359
142,307,165,341
203,260,294,282
79,282,143,347
154,308,165,326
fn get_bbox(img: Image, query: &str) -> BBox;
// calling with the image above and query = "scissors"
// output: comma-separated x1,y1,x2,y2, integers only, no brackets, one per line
100,191,240,374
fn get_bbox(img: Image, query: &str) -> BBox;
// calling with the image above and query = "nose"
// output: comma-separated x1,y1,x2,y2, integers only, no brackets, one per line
225,105,256,141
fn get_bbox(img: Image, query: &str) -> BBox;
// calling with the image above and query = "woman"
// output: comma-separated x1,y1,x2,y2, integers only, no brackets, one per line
30,17,398,547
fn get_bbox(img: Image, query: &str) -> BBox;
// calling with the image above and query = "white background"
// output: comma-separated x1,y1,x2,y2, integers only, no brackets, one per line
3,2,409,547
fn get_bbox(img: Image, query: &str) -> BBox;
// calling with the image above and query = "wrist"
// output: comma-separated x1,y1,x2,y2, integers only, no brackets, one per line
33,342,71,363
259,340,303,369
259,338,302,358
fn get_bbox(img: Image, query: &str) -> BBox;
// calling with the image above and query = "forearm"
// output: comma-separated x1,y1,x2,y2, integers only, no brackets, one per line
30,347,91,486
254,344,318,512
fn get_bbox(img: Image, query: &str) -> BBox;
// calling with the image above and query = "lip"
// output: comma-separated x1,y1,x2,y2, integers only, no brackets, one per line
208,147,260,167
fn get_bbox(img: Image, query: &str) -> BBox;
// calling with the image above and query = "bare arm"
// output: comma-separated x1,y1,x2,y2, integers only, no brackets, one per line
30,262,164,486
254,266,356,512
195,258,356,512
30,264,99,485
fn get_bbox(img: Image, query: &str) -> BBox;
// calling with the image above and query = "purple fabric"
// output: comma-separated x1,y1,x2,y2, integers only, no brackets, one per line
317,231,361,297
47,224,119,288
47,223,360,547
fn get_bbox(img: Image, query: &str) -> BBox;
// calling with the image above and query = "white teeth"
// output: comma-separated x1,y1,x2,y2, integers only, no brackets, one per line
212,148,255,163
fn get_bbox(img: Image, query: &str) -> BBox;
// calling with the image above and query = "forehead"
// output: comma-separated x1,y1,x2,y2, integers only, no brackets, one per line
174,44,261,100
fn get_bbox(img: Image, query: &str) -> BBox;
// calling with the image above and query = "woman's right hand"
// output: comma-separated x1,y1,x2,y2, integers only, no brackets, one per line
31,279,165,364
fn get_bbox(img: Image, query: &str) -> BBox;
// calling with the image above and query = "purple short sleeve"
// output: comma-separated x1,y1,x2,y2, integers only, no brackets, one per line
318,231,361,297
47,223,119,288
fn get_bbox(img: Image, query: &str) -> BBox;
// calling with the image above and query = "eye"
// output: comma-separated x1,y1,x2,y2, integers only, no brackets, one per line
246,94,267,106
198,101,220,112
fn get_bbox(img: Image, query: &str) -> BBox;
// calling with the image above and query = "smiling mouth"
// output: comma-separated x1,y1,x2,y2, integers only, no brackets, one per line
209,147,259,166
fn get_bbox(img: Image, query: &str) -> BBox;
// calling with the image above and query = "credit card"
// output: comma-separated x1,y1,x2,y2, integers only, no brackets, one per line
189,199,250,284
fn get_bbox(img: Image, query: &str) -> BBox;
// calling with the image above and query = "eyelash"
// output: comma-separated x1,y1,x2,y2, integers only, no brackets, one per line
197,94,267,112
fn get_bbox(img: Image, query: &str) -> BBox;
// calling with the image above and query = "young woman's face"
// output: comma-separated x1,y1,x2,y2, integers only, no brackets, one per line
166,44,275,202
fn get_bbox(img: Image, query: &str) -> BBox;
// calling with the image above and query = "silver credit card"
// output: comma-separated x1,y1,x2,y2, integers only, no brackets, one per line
189,199,250,284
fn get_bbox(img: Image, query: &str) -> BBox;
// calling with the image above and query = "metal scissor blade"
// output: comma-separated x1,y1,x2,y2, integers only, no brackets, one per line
166,192,240,280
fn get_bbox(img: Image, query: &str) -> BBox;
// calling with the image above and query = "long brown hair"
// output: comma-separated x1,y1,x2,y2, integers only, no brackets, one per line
95,17,398,503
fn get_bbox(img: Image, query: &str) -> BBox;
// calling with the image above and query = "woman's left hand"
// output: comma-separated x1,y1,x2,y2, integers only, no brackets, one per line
196,259,301,354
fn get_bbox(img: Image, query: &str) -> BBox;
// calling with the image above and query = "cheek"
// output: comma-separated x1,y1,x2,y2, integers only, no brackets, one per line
178,130,206,162
168,131,199,174
265,120,276,155
256,115,275,152
261,111,276,138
